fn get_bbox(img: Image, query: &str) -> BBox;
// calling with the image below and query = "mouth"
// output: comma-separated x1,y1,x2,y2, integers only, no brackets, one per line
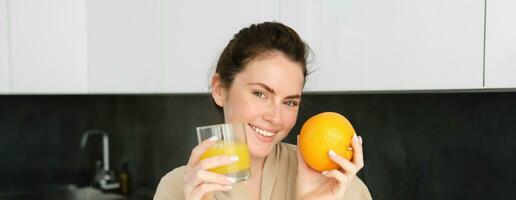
248,123,277,142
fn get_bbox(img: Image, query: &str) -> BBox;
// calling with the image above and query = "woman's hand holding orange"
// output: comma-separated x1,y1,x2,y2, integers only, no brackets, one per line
296,135,364,200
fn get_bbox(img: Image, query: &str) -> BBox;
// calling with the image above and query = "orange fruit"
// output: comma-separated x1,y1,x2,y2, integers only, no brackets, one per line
299,112,355,172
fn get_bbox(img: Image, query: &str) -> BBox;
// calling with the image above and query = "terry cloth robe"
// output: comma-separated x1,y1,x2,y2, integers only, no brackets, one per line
154,142,372,200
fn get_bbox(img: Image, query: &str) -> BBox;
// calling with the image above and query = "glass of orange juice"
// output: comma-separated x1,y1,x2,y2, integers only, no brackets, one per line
196,123,251,182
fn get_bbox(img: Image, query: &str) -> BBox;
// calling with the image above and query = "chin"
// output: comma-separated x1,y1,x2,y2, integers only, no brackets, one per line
248,143,275,158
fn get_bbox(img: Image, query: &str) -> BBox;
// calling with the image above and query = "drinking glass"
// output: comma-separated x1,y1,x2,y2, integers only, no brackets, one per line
196,123,251,182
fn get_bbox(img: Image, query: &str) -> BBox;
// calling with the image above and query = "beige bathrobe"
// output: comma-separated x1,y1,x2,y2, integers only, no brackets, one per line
154,142,372,200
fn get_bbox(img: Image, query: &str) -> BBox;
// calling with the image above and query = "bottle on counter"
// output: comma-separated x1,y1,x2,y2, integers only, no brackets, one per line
119,161,131,195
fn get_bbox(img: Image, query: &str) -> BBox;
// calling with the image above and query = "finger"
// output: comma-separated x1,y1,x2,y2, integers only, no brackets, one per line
329,150,358,175
189,183,232,200
184,155,237,190
184,169,236,193
296,135,308,168
197,170,236,185
197,155,239,171
351,134,364,169
321,169,349,185
187,136,219,168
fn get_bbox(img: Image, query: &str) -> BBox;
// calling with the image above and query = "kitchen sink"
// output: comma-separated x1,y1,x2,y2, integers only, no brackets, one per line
0,184,125,200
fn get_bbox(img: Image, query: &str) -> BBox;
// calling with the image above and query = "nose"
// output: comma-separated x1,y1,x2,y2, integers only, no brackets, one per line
263,102,282,125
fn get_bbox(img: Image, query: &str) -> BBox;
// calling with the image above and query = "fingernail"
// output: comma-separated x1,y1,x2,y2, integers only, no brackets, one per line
322,171,329,175
359,136,363,144
229,156,239,161
208,136,219,141
224,185,232,190
353,134,359,142
328,150,337,157
227,177,236,183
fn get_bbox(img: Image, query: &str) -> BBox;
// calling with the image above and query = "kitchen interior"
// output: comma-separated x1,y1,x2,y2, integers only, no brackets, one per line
1,1,515,200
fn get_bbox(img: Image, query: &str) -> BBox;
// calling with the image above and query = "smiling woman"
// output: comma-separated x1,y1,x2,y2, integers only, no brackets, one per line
212,51,304,159
154,22,371,200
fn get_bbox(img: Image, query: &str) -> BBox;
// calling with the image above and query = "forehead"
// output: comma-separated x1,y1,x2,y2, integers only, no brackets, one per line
233,52,304,95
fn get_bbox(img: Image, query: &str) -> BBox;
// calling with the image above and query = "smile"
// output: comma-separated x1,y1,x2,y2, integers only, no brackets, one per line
248,124,276,137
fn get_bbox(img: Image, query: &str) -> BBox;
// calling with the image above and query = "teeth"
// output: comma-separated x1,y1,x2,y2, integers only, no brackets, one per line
250,124,275,137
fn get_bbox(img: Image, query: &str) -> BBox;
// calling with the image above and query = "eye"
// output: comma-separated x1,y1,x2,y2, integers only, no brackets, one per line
284,100,299,107
253,91,266,99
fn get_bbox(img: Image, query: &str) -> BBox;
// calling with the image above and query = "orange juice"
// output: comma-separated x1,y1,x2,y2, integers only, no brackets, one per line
200,142,251,174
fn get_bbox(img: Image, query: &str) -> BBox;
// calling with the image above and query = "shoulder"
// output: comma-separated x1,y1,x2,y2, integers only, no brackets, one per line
154,166,187,200
280,142,298,154
279,142,299,165
345,176,372,200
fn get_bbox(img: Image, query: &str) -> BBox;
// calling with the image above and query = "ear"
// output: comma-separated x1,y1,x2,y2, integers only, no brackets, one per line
211,73,226,107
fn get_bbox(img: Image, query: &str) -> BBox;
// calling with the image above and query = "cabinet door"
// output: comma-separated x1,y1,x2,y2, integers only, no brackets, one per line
281,0,485,92
0,0,9,93
485,0,516,88
86,0,162,93
8,0,87,93
161,0,278,93
87,0,277,93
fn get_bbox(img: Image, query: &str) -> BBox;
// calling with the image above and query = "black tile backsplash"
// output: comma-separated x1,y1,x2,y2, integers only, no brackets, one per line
1,92,515,199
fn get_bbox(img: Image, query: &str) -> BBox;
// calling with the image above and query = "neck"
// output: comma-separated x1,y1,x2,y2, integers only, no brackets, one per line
249,144,277,178
243,155,266,200
250,155,265,178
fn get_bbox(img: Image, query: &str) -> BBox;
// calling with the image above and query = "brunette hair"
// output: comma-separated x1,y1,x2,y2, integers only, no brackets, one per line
215,21,309,88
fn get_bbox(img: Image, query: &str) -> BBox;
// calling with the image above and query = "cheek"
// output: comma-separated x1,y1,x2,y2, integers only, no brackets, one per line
281,109,299,133
224,94,260,123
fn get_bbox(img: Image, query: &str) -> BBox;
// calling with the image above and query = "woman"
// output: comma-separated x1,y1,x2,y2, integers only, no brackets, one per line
154,22,371,200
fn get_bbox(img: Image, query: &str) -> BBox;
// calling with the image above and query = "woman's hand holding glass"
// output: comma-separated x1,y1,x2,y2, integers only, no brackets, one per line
183,137,238,200
295,134,364,200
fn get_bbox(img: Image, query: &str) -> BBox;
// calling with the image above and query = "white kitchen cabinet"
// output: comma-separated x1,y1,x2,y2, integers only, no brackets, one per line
280,0,485,92
86,0,162,93
160,0,278,93
8,0,88,93
485,0,516,88
87,0,278,93
0,0,9,93
2,0,493,94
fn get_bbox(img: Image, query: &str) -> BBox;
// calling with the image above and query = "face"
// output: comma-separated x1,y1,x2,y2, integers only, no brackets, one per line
212,52,304,158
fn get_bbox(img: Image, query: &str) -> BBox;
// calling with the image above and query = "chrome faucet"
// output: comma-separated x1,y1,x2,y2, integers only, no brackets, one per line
80,130,120,190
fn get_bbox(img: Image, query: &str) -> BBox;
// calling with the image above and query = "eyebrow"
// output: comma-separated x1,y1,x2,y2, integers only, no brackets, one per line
247,83,302,99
